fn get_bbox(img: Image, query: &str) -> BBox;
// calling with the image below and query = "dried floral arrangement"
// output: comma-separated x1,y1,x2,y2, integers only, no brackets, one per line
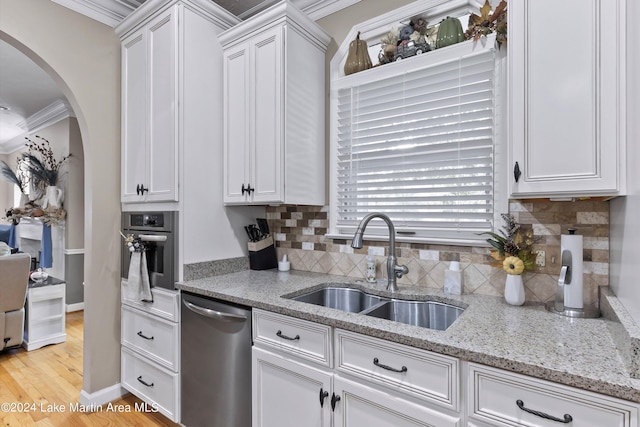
377,0,508,66
4,204,67,226
22,135,72,197
0,158,28,195
465,0,507,48
482,214,537,275
121,232,146,253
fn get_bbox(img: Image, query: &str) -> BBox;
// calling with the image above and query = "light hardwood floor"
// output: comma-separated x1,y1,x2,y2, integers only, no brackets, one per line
0,311,179,427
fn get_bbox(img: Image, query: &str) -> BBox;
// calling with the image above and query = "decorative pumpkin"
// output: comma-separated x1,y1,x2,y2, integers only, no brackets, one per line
344,31,372,76
435,17,465,49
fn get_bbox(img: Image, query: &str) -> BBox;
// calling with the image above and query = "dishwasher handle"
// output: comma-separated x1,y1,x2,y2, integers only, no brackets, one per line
183,299,248,322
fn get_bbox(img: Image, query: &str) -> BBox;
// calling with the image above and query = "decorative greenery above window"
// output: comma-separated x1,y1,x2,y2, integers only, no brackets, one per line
329,0,507,245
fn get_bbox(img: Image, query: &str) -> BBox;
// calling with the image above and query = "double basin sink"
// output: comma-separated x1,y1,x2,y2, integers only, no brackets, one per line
287,284,464,331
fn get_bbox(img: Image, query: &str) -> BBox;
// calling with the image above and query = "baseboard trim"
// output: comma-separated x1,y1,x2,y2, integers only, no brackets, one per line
66,302,84,312
79,384,126,410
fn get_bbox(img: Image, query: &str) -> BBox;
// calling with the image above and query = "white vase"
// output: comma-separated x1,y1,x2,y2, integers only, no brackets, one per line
42,186,63,209
19,193,29,208
504,274,525,306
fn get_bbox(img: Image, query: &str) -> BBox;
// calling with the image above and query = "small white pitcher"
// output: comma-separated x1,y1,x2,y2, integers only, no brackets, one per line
43,186,63,209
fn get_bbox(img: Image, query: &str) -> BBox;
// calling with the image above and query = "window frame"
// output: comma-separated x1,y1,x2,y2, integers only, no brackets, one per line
328,2,508,246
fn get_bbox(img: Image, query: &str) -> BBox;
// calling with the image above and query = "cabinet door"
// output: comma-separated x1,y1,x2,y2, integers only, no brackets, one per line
333,375,461,427
146,9,178,202
250,26,283,203
509,0,624,197
223,42,250,203
121,30,148,202
253,347,331,427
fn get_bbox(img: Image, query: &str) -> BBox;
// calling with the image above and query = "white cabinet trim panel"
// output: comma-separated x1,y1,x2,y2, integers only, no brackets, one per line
335,329,459,411
468,363,639,427
253,309,333,368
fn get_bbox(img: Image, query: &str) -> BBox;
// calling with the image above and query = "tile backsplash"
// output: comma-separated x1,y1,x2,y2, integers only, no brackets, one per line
266,200,609,305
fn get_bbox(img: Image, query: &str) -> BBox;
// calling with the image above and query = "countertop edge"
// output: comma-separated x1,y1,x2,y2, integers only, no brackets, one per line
178,271,640,404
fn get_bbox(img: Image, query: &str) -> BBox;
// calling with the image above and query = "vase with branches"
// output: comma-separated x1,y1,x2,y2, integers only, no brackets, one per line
21,135,71,201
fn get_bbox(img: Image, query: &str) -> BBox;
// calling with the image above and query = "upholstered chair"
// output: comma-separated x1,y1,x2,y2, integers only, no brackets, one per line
0,253,31,350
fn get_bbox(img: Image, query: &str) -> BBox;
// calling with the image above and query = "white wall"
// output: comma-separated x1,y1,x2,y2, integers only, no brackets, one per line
610,0,640,322
1,0,121,398
0,152,14,213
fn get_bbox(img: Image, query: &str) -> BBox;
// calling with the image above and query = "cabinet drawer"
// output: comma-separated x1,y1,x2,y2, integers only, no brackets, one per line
121,347,179,422
468,363,639,427
121,281,179,321
335,329,459,411
252,309,332,368
121,305,179,371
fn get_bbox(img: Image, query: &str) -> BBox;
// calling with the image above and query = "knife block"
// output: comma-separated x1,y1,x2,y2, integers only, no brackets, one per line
248,236,278,270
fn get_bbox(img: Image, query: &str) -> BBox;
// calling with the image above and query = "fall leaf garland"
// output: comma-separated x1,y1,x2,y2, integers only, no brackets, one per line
465,0,508,48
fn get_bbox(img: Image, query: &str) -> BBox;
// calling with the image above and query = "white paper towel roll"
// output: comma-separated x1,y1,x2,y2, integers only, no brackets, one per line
561,232,583,309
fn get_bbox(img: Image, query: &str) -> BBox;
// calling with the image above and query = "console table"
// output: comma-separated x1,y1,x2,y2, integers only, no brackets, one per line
23,276,66,351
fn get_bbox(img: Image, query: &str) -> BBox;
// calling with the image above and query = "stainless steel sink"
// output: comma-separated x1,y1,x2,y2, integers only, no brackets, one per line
291,286,388,313
364,300,463,331
287,285,464,331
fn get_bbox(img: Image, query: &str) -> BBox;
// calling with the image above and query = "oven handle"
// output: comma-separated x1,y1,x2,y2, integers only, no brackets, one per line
183,300,247,322
138,234,168,242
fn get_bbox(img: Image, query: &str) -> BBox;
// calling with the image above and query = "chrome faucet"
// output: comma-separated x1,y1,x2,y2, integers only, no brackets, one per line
351,213,408,292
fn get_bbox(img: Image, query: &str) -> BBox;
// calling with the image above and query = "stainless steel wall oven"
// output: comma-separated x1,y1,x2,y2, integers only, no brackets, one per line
121,211,178,290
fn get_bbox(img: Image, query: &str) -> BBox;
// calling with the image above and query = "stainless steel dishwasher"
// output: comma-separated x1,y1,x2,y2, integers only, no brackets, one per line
181,291,252,427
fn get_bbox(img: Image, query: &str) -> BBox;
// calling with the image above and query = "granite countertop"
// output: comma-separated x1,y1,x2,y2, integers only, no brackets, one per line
178,269,640,403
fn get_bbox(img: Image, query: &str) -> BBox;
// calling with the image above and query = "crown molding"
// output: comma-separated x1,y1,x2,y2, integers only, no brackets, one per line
299,0,361,20
18,99,75,136
56,0,362,28
52,0,138,27
1,99,74,154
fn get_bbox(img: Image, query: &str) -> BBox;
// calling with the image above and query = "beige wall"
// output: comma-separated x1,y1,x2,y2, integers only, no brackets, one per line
0,0,121,396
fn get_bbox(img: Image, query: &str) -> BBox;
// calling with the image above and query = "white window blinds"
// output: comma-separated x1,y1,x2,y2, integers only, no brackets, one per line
335,46,497,241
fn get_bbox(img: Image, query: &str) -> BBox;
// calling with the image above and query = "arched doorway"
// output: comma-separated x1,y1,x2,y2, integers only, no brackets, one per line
1,0,122,402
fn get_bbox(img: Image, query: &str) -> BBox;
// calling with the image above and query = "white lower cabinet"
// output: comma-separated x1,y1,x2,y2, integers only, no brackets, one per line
121,284,180,422
468,363,640,427
333,375,460,427
251,309,461,427
253,347,332,427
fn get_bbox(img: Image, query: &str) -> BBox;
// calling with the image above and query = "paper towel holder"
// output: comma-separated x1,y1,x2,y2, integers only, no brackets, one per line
546,230,600,318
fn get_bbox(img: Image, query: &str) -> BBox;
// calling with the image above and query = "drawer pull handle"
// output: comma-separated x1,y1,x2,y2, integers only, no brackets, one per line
276,330,300,341
331,393,341,411
516,399,573,423
137,376,154,388
319,388,329,408
137,331,154,340
373,357,407,373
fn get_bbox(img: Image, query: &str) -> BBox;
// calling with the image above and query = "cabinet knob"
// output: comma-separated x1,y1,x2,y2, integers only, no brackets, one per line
330,393,341,411
241,184,255,195
136,184,149,195
514,162,522,183
319,388,329,408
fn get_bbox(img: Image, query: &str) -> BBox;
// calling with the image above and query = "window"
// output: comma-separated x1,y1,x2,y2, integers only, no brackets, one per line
330,35,505,244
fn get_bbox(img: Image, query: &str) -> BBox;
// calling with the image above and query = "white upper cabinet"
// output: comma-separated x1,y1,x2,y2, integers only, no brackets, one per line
117,0,239,204
220,1,330,205
120,8,178,203
509,0,627,198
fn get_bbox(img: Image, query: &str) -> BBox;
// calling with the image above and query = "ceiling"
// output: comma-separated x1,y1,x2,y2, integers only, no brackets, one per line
0,0,351,154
